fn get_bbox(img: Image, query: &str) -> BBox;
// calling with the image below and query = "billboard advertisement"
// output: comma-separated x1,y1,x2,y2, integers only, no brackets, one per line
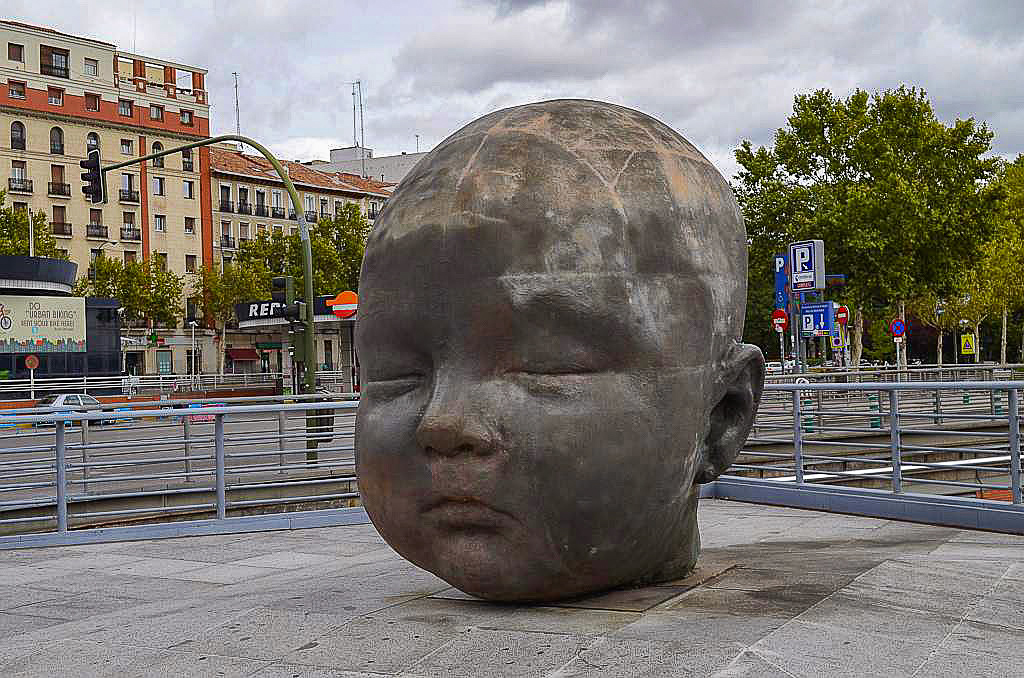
0,296,87,353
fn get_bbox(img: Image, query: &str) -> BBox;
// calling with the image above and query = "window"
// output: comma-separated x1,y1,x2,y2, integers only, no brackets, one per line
180,109,193,125
151,141,163,167
89,208,102,225
58,248,68,258
118,99,133,116
157,350,172,375
123,250,136,264
90,248,103,263
120,138,133,155
152,176,165,195
221,220,231,236
8,43,24,62
49,127,63,154
156,252,168,272
40,45,68,77
222,256,232,269
181,148,193,171
8,80,25,99
13,202,27,213
10,121,25,150
257,224,266,235
154,214,166,232
121,174,134,191
48,88,63,106
184,217,195,234
183,180,194,199
272,190,282,207
149,104,163,121
335,200,342,214
185,254,197,273
320,198,328,214
86,132,99,152
123,212,135,227
52,205,66,223
239,222,250,240
304,195,315,211
84,58,98,77
85,93,100,111
11,161,25,180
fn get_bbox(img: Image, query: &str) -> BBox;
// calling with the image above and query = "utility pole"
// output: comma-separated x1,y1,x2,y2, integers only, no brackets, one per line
232,72,240,135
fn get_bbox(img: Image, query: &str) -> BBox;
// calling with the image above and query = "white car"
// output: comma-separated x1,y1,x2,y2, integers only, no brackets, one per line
35,393,113,426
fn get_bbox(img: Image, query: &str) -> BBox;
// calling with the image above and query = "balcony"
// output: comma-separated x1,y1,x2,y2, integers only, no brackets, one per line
288,210,298,221
237,202,252,215
119,189,140,203
48,182,71,197
182,159,194,172
304,211,317,222
271,206,285,219
7,178,32,193
219,200,234,213
220,235,236,249
51,222,72,236
120,226,141,241
86,223,108,239
320,210,332,220
41,63,69,78
254,204,268,217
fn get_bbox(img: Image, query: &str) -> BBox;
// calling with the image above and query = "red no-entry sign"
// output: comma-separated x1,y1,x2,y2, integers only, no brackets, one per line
24,354,39,370
771,309,789,332
836,305,849,326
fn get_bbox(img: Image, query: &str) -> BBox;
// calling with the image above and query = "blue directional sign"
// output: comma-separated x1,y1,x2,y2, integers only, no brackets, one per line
801,301,834,337
773,253,789,310
789,240,825,291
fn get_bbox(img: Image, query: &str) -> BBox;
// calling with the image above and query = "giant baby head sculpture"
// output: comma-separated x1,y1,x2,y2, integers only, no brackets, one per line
355,99,764,602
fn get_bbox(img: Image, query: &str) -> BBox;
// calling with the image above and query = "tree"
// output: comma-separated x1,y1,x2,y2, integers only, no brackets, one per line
74,254,184,331
235,206,372,297
909,290,958,365
0,193,63,258
192,262,263,374
734,86,1003,368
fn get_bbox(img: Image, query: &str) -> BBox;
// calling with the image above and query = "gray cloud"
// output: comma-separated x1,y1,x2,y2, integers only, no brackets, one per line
4,0,1022,179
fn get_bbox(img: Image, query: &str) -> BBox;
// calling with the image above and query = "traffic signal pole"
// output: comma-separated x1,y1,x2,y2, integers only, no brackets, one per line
101,134,318,394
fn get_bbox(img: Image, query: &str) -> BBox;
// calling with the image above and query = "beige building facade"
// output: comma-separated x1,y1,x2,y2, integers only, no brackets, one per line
1,20,216,375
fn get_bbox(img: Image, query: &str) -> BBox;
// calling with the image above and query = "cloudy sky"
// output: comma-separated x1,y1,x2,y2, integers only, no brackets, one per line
6,1,1023,178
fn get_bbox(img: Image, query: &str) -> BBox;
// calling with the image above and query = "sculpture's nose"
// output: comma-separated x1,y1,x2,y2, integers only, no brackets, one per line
415,379,495,457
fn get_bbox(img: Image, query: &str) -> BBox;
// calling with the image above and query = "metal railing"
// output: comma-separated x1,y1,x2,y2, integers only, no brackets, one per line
0,395,359,537
119,189,139,203
271,206,285,219
120,226,141,241
86,223,108,239
735,380,1022,504
47,181,71,196
220,235,236,249
50,222,72,236
237,201,252,215
7,178,32,193
41,63,69,78
0,371,288,400
765,363,1024,384
219,200,234,212
254,204,268,217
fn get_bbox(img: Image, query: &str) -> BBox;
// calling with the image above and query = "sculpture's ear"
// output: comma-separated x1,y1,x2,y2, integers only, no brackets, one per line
695,344,765,484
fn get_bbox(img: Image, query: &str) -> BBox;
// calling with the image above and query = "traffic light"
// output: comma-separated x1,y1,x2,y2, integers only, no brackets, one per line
272,275,295,304
80,149,106,204
283,301,305,323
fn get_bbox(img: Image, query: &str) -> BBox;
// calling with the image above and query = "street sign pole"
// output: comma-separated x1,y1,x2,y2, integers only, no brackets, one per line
778,329,785,374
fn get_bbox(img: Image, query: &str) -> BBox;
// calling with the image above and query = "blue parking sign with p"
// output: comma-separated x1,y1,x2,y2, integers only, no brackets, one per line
773,253,789,310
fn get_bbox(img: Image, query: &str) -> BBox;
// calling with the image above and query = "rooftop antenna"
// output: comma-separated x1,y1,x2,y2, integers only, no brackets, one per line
232,72,240,136
415,134,420,153
351,83,358,147
358,80,366,178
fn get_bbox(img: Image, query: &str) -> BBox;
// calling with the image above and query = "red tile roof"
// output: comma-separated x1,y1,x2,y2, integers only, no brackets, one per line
209,146,393,198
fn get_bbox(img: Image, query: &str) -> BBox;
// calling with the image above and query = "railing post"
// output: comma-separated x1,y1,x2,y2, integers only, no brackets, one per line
889,389,902,493
792,389,804,483
278,409,287,473
55,421,68,533
1009,388,1021,505
80,417,90,492
934,388,942,425
183,415,193,482
215,413,226,519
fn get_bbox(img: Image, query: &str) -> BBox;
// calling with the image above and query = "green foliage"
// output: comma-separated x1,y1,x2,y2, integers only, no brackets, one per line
192,261,263,328
74,253,184,328
235,206,371,297
0,192,63,258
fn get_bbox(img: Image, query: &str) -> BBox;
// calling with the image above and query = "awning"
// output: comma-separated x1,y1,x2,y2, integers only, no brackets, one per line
226,348,261,361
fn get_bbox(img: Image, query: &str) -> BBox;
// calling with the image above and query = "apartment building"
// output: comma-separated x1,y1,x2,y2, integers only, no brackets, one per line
210,144,391,267
1,20,214,375
210,145,391,377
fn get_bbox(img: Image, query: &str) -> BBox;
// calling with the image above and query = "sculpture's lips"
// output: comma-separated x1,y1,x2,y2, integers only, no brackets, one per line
422,497,515,529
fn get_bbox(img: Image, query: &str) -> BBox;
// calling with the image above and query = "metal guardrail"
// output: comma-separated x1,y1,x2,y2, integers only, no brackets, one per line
765,363,1024,384
735,380,1022,505
0,397,359,537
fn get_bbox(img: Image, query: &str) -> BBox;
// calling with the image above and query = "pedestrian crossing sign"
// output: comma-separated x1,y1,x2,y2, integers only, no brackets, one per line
830,334,843,349
960,334,976,355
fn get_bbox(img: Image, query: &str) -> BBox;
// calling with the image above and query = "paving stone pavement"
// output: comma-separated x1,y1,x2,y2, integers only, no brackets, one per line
0,500,1022,677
